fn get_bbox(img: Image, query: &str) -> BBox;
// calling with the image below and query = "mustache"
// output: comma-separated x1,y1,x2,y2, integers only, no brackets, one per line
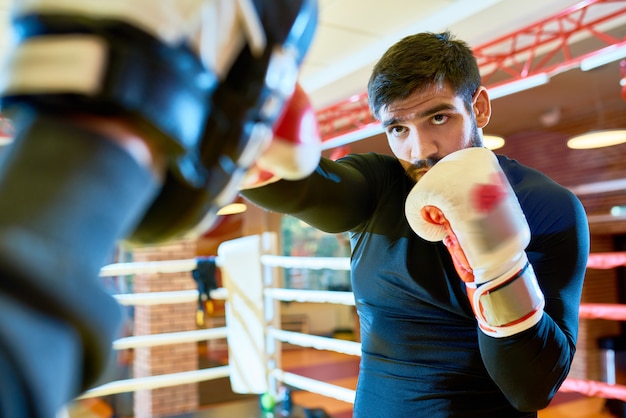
406,156,442,180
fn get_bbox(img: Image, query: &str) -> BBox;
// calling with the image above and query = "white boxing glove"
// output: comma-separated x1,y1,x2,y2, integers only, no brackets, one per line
405,147,544,338
240,82,321,188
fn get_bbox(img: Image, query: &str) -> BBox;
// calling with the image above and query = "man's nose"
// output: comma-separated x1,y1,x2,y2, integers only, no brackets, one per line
410,133,438,161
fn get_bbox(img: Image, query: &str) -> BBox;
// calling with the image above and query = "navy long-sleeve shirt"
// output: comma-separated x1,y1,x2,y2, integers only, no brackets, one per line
243,151,589,417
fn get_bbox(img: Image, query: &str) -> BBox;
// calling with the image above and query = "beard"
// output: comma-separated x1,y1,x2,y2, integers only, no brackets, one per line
405,124,483,183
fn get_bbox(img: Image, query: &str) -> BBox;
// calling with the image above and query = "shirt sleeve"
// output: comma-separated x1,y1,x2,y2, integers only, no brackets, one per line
479,158,590,411
241,154,383,233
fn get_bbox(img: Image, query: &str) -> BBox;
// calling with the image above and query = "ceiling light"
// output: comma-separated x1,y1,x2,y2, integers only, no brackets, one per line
567,129,626,149
216,202,247,216
483,135,505,150
488,73,550,100
580,44,626,72
611,206,626,217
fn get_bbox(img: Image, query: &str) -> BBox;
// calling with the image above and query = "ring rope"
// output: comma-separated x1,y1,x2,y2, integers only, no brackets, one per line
271,369,356,404
587,251,626,269
113,328,227,350
79,366,231,399
114,288,226,306
268,327,361,356
99,254,352,277
100,258,201,277
264,288,355,305
578,303,626,321
261,255,351,270
560,378,626,402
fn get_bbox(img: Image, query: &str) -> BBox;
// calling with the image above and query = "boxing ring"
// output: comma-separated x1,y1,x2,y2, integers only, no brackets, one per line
75,235,626,414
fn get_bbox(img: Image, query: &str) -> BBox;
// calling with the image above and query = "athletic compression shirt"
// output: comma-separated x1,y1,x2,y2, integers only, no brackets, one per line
242,151,589,418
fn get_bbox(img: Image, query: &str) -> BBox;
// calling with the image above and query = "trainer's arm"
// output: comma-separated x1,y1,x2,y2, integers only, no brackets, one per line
0,114,163,417
242,156,374,233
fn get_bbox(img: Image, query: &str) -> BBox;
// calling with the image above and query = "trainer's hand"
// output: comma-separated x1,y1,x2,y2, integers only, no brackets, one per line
240,83,321,189
405,147,545,338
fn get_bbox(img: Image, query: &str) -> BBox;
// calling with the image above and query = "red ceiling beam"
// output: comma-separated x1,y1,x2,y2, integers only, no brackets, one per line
316,0,626,147
475,0,626,84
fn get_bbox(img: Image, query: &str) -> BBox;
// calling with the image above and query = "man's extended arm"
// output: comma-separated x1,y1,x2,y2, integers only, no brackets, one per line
242,156,375,233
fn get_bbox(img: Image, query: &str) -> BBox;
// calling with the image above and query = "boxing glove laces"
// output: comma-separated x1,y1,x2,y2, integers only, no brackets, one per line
405,147,545,338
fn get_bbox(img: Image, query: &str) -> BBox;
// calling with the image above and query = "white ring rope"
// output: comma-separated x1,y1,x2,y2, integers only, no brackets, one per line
268,327,361,356
265,288,355,305
79,366,231,399
115,287,352,307
271,369,356,404
113,328,227,350
100,258,203,277
261,255,351,270
114,289,227,306
100,255,351,278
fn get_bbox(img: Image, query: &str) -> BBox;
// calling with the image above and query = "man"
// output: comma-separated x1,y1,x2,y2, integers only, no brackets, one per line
242,31,590,417
0,1,317,417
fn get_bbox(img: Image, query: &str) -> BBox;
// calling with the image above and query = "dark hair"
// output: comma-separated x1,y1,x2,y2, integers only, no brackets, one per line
367,31,481,120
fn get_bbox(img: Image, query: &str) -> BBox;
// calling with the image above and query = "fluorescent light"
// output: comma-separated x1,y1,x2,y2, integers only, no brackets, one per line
567,129,626,149
483,135,505,150
580,44,626,72
321,123,383,150
568,178,626,196
488,73,550,100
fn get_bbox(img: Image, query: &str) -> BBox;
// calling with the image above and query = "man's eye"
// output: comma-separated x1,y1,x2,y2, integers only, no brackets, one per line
432,114,449,125
389,126,407,136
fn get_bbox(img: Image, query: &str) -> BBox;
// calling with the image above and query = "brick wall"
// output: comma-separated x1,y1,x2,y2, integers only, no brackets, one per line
132,239,199,418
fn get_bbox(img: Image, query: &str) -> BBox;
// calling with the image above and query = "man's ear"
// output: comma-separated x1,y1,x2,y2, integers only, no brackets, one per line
472,86,491,128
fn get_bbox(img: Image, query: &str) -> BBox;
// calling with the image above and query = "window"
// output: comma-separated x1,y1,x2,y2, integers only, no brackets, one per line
280,216,351,291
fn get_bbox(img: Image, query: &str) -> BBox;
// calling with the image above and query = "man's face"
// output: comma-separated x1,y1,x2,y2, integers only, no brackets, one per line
379,83,490,182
